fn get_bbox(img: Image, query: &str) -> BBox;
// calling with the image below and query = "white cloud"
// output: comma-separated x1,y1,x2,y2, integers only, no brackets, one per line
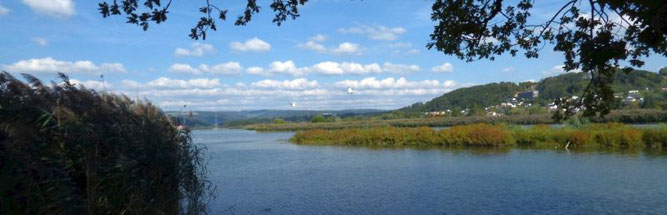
174,42,215,57
246,67,268,76
230,37,271,52
299,39,363,55
542,65,581,77
298,41,327,52
389,42,420,55
69,79,110,90
121,80,142,89
32,37,48,46
431,63,454,73
310,34,326,42
309,61,381,75
338,25,406,40
250,61,418,76
332,42,362,55
22,0,75,17
145,77,221,89
3,57,126,74
502,67,514,73
251,78,319,89
382,63,420,73
0,3,10,16
169,62,242,75
336,77,457,90
268,60,304,76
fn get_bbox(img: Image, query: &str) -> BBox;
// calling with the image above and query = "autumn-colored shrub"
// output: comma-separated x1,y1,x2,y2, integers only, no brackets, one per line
568,131,591,146
642,127,667,148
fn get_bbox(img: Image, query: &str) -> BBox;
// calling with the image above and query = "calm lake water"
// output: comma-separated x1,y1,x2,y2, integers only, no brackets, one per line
195,129,667,215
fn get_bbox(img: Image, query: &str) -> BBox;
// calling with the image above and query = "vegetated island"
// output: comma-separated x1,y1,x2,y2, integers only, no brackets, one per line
290,123,667,150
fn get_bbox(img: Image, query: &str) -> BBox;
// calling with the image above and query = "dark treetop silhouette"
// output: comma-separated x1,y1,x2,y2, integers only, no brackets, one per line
97,0,667,120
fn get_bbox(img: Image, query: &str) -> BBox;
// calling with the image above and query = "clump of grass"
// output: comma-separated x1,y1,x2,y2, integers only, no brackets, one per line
0,72,213,214
291,122,667,149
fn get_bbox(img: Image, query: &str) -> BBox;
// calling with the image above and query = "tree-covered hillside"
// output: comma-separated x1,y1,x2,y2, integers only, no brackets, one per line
403,69,667,113
400,82,523,112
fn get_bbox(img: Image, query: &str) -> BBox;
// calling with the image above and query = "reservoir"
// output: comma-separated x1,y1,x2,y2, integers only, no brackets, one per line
197,129,667,214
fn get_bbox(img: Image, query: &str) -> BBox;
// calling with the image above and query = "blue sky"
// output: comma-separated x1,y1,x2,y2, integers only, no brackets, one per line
1,0,665,110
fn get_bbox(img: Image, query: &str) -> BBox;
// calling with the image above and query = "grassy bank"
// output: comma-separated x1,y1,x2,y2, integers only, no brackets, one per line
247,109,667,131
291,123,667,149
0,72,212,214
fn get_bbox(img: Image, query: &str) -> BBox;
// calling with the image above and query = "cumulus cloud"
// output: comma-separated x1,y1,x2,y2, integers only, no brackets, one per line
431,63,454,73
249,61,419,76
267,60,304,76
336,77,457,90
309,61,381,75
298,37,363,55
246,67,268,76
0,3,10,16
251,78,319,89
298,41,327,52
69,79,110,90
174,42,215,57
22,0,75,17
332,42,362,55
142,77,221,89
33,37,48,46
338,24,406,40
3,57,126,74
389,42,420,55
169,62,242,75
230,37,271,52
382,63,420,73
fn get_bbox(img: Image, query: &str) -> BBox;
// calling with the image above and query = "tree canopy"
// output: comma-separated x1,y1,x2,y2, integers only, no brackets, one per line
97,0,667,119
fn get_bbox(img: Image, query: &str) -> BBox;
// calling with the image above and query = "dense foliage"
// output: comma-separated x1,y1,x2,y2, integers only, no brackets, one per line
429,0,667,119
0,72,212,214
97,0,308,39
291,123,667,149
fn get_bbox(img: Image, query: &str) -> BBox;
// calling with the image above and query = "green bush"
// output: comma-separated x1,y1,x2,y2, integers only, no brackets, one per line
0,72,212,214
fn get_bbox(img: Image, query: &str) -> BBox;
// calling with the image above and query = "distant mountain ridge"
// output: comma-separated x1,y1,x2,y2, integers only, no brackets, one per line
401,69,667,113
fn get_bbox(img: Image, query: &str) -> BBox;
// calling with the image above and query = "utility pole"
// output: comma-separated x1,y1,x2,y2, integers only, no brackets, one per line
100,74,107,94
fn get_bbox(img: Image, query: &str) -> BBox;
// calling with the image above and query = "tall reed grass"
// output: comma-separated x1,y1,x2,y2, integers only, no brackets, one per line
291,123,667,149
0,72,212,214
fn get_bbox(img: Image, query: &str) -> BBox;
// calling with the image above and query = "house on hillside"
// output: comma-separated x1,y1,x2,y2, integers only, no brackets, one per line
516,90,539,100
547,103,559,112
425,110,450,116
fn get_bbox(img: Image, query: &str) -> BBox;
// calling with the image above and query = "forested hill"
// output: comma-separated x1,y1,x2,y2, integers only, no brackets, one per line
401,69,667,112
